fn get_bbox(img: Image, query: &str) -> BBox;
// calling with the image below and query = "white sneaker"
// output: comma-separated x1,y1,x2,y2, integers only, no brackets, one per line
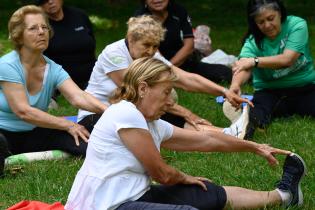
223,100,242,123
227,104,249,139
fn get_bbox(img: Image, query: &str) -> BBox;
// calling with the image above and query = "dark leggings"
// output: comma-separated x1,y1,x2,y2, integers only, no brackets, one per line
181,59,232,83
246,84,315,139
0,127,87,157
117,181,227,210
0,114,102,157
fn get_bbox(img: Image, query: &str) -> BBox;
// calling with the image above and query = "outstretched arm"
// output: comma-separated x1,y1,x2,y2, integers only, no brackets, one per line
119,128,210,190
59,79,107,114
167,103,212,130
172,65,253,107
162,127,291,166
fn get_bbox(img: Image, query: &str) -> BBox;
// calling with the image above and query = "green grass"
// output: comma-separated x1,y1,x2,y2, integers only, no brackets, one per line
1,0,315,209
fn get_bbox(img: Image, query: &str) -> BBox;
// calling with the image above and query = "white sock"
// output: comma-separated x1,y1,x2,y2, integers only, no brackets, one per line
276,188,291,205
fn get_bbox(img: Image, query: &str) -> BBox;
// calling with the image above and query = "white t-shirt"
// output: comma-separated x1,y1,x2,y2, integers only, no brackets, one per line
77,39,171,121
66,100,174,210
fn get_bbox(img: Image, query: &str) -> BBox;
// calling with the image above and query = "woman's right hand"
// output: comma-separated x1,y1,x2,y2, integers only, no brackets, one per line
182,174,212,191
229,84,242,96
66,123,90,146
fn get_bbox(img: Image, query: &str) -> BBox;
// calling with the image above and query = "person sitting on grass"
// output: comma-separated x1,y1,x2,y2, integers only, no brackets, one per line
65,57,307,210
77,15,252,138
229,0,315,139
135,0,233,83
37,0,96,90
0,5,107,177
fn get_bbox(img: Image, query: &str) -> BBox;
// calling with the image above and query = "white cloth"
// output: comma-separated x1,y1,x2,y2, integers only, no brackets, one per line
77,39,171,121
66,100,173,210
201,49,237,67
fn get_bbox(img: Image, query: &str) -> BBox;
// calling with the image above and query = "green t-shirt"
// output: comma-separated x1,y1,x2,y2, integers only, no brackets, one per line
240,16,315,90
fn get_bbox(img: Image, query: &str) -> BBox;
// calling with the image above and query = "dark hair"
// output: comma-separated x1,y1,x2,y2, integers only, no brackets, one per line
243,0,287,49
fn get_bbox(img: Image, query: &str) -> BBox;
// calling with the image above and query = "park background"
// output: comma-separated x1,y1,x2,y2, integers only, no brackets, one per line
0,0,314,209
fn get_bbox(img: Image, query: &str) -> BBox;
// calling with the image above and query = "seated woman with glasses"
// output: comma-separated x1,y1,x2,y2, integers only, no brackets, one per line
0,5,106,177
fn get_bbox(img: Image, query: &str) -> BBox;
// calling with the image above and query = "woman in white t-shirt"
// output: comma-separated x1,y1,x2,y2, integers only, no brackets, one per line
78,15,253,138
66,57,306,210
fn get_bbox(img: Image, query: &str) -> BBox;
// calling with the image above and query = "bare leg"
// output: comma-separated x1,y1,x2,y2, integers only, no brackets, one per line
223,186,282,209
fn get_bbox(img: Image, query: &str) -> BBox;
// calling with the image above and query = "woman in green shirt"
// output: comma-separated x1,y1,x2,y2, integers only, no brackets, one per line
230,0,315,139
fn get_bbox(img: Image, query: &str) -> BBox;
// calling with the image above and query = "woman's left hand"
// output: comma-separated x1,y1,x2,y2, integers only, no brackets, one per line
232,58,254,75
67,123,90,146
255,143,291,166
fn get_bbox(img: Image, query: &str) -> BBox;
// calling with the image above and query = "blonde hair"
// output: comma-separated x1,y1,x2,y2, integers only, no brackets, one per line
8,5,53,50
110,57,178,104
126,15,166,46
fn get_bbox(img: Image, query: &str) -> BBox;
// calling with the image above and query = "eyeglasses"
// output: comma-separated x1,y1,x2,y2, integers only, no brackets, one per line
26,25,50,34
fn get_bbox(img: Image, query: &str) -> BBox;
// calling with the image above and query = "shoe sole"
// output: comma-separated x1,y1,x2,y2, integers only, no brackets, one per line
290,153,307,207
238,104,249,140
223,100,242,123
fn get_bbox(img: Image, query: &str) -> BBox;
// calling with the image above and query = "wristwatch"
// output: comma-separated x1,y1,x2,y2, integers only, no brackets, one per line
254,57,259,67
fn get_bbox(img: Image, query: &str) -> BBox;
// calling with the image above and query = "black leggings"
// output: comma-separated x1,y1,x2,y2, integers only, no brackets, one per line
181,59,232,83
0,127,87,157
0,114,103,157
118,181,227,210
246,84,315,139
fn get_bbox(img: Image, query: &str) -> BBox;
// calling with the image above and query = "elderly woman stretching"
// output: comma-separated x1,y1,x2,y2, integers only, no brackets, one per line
78,15,252,138
66,57,306,210
0,5,106,177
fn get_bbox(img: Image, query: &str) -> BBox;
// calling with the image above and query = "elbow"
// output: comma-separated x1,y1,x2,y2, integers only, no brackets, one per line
68,91,86,108
285,60,295,68
281,57,296,68
14,107,32,121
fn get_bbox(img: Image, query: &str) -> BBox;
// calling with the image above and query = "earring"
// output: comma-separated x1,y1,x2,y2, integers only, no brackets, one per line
140,95,144,98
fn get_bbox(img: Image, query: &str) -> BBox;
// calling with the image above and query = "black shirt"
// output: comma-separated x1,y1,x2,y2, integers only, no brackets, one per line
44,6,96,89
135,1,194,60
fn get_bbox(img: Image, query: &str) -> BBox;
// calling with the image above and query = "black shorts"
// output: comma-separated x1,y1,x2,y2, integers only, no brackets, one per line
137,181,227,210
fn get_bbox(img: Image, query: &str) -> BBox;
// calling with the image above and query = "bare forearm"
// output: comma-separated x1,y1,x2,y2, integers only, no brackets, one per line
173,66,226,95
71,91,107,114
202,131,259,153
170,38,194,66
167,103,191,119
17,106,74,131
170,47,194,67
151,164,187,185
164,129,258,153
231,70,251,87
255,54,296,69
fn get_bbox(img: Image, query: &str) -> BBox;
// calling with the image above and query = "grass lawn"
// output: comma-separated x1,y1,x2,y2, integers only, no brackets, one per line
1,0,315,209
